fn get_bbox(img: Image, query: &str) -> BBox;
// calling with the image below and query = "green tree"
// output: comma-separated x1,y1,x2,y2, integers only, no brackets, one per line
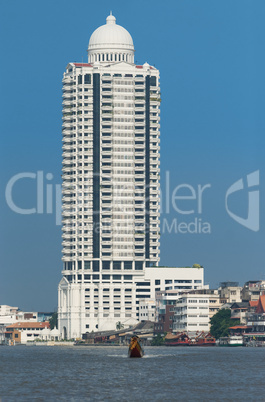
151,334,165,346
192,264,202,268
210,309,240,339
49,312,58,330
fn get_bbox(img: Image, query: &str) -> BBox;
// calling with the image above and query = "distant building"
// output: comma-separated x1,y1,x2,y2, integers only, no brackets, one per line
206,290,222,320
154,304,175,334
0,305,19,326
144,266,205,299
139,299,156,322
173,293,210,333
37,312,54,322
0,305,18,316
0,305,40,342
241,280,265,302
0,326,5,344
248,300,259,312
246,295,265,333
219,282,242,304
154,290,193,334
5,322,50,345
154,285,218,334
230,302,249,324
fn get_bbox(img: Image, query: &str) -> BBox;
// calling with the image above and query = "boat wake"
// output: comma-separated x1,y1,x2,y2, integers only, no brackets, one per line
107,354,174,359
108,354,128,358
142,354,174,358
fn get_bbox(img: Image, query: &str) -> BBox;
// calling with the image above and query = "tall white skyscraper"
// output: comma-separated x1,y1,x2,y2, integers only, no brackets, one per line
58,14,160,339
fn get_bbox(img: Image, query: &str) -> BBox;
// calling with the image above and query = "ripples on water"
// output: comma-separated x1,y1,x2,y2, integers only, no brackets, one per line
0,345,264,401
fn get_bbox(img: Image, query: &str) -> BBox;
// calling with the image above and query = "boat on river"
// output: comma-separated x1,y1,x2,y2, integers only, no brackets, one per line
165,332,216,346
218,335,244,347
165,332,190,346
128,336,144,358
190,332,216,346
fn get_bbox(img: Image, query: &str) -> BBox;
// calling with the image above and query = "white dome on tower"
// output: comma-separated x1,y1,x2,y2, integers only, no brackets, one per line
87,14,135,64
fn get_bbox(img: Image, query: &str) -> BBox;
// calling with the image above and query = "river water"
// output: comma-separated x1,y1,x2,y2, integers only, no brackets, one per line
0,345,264,401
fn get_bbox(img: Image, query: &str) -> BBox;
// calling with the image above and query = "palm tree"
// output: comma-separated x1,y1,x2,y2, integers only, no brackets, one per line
116,321,124,331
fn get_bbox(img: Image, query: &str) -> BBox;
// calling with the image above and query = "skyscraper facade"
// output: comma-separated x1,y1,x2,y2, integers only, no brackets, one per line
58,14,160,339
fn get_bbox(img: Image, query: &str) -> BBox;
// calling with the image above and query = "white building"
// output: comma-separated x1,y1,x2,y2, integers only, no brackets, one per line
137,267,205,323
0,305,38,326
0,305,18,316
0,305,19,327
58,14,160,339
5,322,50,344
173,293,210,333
139,299,156,321
144,266,204,299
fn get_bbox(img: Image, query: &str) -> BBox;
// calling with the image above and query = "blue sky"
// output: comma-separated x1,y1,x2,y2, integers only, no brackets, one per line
0,0,265,311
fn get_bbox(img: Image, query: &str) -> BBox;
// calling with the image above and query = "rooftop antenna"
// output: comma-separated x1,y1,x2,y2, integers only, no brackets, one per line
110,10,112,15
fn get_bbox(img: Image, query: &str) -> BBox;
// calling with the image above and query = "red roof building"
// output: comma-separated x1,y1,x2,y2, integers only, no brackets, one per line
256,295,265,314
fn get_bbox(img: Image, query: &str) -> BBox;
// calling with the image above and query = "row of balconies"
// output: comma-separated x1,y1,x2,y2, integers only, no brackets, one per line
62,99,76,107
62,137,75,143
62,241,157,250
61,214,160,224
62,84,75,92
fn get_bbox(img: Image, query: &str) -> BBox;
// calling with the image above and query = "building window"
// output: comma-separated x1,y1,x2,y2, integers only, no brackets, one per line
93,261,99,272
155,280,160,285
135,262,143,270
150,76,157,86
84,261,90,270
102,261,110,270
113,261,121,270
124,275,132,281
124,261,132,270
84,74,91,84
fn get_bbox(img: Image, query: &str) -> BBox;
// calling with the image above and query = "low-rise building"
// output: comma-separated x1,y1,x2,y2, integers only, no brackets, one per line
0,305,18,316
154,304,175,334
154,290,191,334
195,289,221,320
246,295,265,333
241,280,265,302
0,325,5,344
37,312,54,322
230,302,249,324
145,266,205,300
0,305,19,327
219,282,242,304
173,293,210,333
139,299,156,322
154,287,219,334
0,305,38,326
5,322,50,344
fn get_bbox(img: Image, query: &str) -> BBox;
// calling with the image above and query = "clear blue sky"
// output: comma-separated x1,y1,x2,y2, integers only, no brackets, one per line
0,0,265,311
